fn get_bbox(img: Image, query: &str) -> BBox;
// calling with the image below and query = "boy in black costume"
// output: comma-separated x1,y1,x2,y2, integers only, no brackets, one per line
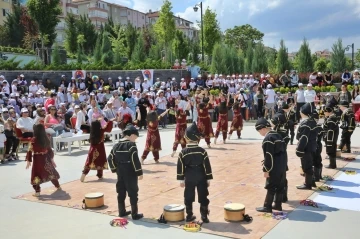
177,122,213,223
255,118,287,212
323,104,339,169
338,101,356,153
107,124,144,220
312,111,324,181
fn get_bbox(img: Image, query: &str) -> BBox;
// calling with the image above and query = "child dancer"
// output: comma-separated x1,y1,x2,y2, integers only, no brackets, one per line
228,101,243,139
214,93,229,144
197,96,214,148
108,124,144,220
26,124,61,197
171,106,189,157
141,107,169,164
177,122,213,222
80,120,113,182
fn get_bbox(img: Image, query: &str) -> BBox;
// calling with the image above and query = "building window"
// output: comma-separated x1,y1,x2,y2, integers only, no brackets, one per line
128,11,130,15
2,9,9,17
142,15,144,19
185,22,189,27
114,8,117,13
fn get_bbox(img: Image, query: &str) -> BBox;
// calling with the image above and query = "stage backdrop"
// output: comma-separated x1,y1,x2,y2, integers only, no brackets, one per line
141,69,154,85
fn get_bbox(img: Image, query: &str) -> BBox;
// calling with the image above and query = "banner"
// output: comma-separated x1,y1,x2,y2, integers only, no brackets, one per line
141,69,154,85
72,70,86,79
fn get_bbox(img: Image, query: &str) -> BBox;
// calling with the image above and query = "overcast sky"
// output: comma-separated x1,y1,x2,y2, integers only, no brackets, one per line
108,0,360,52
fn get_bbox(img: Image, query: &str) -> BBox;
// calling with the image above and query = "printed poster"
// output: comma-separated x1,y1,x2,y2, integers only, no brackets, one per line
141,69,154,85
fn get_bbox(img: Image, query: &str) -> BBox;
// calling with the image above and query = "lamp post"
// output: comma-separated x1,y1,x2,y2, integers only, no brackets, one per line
345,43,355,69
193,2,204,62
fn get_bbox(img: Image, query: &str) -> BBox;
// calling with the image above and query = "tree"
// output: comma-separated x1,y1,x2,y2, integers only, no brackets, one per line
172,30,189,61
314,57,329,72
148,43,162,61
237,50,245,73
20,6,38,49
154,0,176,61
93,33,102,63
266,48,277,74
51,44,61,65
77,34,85,64
189,39,200,64
201,7,221,57
142,25,155,56
125,23,138,59
356,49,360,68
76,15,97,54
210,43,226,74
110,26,127,64
252,42,268,73
330,38,346,72
27,0,61,47
224,24,264,52
244,41,253,72
276,39,290,74
101,32,113,65
64,13,78,54
296,38,313,72
131,31,146,63
3,3,25,47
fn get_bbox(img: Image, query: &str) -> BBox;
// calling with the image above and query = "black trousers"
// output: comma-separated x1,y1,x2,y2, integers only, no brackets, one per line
340,130,353,150
296,102,305,122
116,173,139,206
80,125,90,132
22,132,33,138
139,111,147,128
301,151,314,175
240,107,246,120
184,179,209,206
5,136,19,154
313,145,323,168
265,172,285,194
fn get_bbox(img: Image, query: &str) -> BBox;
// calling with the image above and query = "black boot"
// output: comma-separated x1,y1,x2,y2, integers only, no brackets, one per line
319,167,323,180
185,204,196,222
314,168,320,182
200,205,210,223
118,201,131,217
131,204,143,220
296,174,312,190
342,143,351,153
256,191,274,213
325,156,337,169
273,193,283,211
312,176,317,188
290,134,294,145
282,186,288,203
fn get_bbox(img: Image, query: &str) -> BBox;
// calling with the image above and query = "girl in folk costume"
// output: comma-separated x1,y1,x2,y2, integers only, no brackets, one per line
141,106,170,164
26,124,61,197
171,102,191,157
228,101,243,139
80,120,113,182
214,93,230,144
197,95,214,148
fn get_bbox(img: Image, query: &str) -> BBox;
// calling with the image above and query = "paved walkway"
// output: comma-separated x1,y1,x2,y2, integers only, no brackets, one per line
1,123,359,239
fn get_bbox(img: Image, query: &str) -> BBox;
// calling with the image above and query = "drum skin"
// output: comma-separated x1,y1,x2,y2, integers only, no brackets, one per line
163,204,185,222
84,192,104,208
224,203,245,222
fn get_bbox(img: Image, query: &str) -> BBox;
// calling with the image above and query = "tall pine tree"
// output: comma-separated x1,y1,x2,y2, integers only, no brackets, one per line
93,33,102,63
252,42,268,73
210,43,226,74
131,31,146,63
101,32,113,65
276,40,290,74
297,38,313,72
331,38,346,72
244,41,253,73
64,13,78,54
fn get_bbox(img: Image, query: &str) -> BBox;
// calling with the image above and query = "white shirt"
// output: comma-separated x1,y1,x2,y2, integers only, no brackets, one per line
116,81,124,88
75,111,86,131
35,97,44,104
155,96,167,110
171,91,179,98
238,93,248,108
180,89,189,96
142,82,150,91
28,85,38,94
11,84,17,93
265,89,276,103
16,117,34,132
57,92,65,103
134,82,141,90
295,89,305,103
79,82,86,90
304,90,316,103
355,95,360,102
189,82,196,89
0,133,6,147
3,85,10,95
118,107,134,118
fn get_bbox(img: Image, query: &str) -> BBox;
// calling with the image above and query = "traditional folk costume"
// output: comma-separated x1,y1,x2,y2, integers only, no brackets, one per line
255,118,287,213
228,102,243,139
26,138,61,195
141,109,168,163
338,101,356,153
177,122,213,223
312,112,325,182
284,106,296,145
214,99,229,144
108,125,143,220
295,103,318,190
171,109,188,157
81,121,113,181
197,98,214,148
323,104,339,169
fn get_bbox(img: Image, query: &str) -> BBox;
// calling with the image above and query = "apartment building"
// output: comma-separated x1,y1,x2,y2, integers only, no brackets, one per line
146,10,198,40
315,49,332,60
0,0,12,25
108,3,147,29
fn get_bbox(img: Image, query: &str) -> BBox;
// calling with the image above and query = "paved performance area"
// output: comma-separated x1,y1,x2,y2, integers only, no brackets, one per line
1,123,360,239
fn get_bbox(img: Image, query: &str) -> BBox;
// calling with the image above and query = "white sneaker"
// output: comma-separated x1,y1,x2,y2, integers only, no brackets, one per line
214,138,217,145
224,140,226,144
207,144,211,148
227,134,231,140
171,151,176,157
80,174,86,182
32,192,40,197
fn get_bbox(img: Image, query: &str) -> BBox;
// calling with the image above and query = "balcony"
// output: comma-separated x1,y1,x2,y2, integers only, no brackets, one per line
89,3,108,11
88,13,108,19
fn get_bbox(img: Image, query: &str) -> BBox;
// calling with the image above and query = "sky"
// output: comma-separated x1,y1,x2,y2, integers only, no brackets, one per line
107,0,360,52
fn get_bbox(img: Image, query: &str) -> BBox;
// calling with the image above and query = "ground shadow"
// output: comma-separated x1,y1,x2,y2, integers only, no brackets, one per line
209,148,235,151
201,221,251,234
328,180,360,187
86,205,109,211
38,190,71,201
315,188,360,199
143,169,167,174
56,150,89,157
86,178,118,183
158,161,177,167
131,218,172,230
287,209,327,222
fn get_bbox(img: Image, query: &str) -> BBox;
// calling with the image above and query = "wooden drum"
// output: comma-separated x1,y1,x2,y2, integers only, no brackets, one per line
163,204,185,222
224,203,245,222
84,192,104,208
336,149,341,158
